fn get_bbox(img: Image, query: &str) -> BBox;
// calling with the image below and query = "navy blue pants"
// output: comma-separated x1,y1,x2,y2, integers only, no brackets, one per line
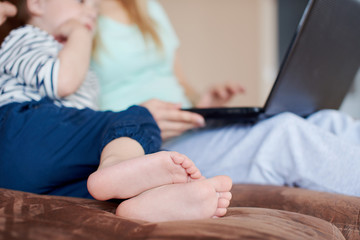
0,99,161,198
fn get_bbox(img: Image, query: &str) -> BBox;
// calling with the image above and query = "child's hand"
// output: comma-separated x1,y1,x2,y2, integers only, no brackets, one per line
0,1,17,25
53,6,97,43
54,17,95,44
53,19,87,43
78,4,98,33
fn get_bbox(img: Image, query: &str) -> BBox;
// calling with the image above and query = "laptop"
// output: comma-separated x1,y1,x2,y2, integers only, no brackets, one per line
184,0,360,125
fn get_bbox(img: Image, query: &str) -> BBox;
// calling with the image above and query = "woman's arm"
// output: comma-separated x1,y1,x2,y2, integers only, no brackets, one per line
143,51,246,141
173,52,201,106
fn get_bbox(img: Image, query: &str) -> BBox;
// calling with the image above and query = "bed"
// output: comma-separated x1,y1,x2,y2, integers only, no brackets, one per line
1,184,359,240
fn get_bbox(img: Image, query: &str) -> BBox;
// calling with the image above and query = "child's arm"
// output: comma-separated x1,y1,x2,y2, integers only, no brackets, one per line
55,20,94,97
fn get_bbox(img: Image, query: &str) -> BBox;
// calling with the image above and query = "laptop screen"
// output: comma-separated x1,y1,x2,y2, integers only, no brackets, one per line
264,0,360,117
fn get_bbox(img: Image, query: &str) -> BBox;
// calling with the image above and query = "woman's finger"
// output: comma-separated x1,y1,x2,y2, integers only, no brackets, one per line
158,120,198,133
224,82,246,94
160,122,199,140
161,131,183,141
213,87,229,100
157,109,205,126
141,99,181,110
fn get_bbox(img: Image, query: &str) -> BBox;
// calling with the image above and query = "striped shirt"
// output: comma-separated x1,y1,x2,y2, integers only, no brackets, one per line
0,25,99,110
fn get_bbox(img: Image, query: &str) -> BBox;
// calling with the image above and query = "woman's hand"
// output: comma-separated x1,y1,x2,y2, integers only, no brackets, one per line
196,82,245,108
141,99,205,141
0,2,17,25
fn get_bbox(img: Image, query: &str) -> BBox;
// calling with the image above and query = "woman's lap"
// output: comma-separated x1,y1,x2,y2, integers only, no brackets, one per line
163,110,360,196
307,109,360,144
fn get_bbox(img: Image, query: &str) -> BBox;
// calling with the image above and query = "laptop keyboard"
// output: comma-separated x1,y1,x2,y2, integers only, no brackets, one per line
185,107,262,118
183,107,263,126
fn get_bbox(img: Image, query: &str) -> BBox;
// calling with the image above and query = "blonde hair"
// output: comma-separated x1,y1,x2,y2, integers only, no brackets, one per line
121,0,162,48
93,0,163,60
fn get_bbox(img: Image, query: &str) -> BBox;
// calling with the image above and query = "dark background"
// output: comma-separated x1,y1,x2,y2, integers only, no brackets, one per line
278,0,309,64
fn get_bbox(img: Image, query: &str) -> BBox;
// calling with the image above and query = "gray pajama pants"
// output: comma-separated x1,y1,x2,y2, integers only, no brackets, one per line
163,110,360,196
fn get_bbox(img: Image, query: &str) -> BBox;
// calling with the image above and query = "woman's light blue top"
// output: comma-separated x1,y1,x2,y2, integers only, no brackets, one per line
92,0,192,111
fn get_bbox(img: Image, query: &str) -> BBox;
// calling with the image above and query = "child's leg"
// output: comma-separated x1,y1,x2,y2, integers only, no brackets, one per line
0,101,162,198
87,138,202,201
116,175,233,222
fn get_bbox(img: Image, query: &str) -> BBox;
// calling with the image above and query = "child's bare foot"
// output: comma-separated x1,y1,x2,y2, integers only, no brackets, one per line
87,151,203,200
116,175,233,222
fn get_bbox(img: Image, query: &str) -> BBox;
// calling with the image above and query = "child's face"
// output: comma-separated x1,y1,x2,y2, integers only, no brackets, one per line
40,0,98,34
